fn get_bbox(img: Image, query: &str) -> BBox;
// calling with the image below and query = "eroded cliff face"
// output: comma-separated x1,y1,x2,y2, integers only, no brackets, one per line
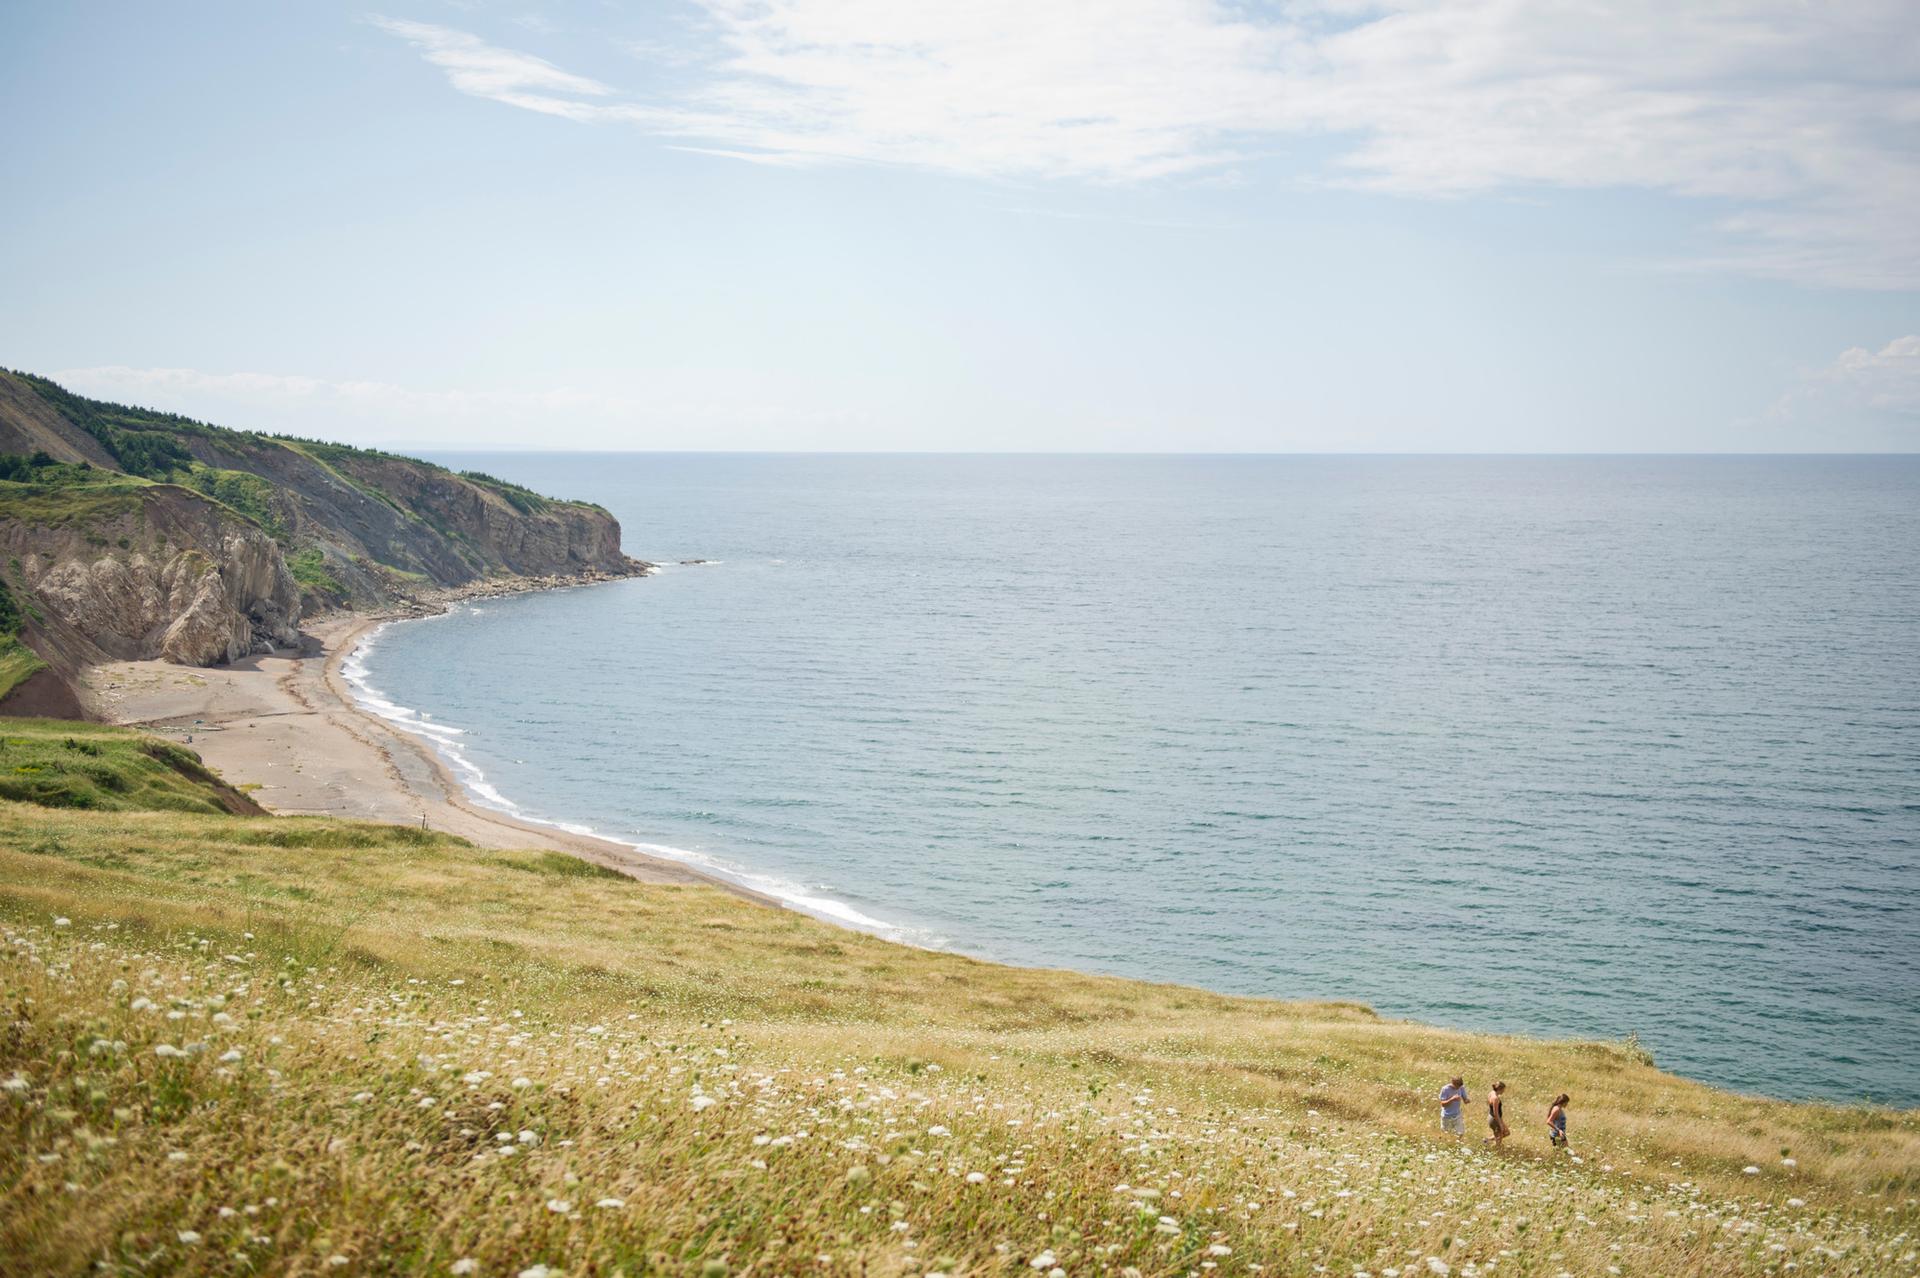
167,434,640,605
330,453,630,578
0,487,301,667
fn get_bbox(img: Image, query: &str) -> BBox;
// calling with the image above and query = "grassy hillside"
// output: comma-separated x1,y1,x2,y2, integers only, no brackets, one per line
0,717,261,813
0,463,152,527
0,728,1914,1276
2,368,604,519
0,577,47,702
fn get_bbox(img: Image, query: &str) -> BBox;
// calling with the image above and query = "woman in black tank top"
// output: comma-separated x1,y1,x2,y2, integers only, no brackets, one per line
1484,1080,1509,1145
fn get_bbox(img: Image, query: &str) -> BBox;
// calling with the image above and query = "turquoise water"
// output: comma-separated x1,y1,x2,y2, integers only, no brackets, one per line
353,455,1920,1107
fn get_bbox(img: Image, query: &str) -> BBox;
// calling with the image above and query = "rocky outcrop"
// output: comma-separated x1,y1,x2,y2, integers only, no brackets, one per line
0,485,302,666
169,431,640,602
332,453,630,577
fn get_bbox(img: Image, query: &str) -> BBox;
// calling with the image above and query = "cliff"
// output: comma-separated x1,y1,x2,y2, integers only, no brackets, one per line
0,478,301,667
0,368,646,713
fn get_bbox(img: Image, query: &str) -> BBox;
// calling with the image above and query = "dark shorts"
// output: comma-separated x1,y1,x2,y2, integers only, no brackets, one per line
1550,1127,1567,1147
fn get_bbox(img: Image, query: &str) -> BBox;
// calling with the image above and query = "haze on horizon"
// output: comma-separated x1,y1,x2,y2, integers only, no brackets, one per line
2,1,1917,454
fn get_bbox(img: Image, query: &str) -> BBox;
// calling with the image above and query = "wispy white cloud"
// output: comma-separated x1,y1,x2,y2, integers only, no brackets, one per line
48,364,878,450
1825,336,1920,415
371,3,1920,289
57,363,610,417
369,16,620,119
1763,336,1920,447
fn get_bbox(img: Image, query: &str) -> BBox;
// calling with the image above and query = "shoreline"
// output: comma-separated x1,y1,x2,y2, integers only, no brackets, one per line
61,578,1912,1112
81,574,778,905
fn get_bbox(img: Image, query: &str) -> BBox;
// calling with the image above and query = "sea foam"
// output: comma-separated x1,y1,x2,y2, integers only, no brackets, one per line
341,620,912,941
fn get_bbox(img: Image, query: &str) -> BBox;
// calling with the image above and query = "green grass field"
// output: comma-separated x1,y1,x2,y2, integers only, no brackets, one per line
0,717,260,813
0,576,48,702
0,471,152,526
0,636,45,703
1,719,1913,1277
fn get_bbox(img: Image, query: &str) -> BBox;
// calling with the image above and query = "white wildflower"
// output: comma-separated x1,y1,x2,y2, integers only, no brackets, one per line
594,1198,626,1209
451,1261,478,1275
926,1125,950,1137
545,1199,572,1214
510,1077,532,1090
1427,1261,1450,1277
53,917,70,928
1029,1251,1057,1270
690,1094,716,1111
178,1231,202,1245
154,1044,185,1058
1743,1166,1761,1175
966,1171,987,1184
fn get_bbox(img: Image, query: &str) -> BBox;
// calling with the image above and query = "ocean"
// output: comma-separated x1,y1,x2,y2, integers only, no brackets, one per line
349,454,1920,1107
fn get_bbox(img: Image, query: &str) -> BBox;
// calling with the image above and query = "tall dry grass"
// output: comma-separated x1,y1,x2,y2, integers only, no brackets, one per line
1,802,1914,1276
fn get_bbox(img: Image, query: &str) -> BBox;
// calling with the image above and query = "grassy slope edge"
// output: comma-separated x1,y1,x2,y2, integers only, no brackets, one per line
0,721,1914,1277
0,577,48,702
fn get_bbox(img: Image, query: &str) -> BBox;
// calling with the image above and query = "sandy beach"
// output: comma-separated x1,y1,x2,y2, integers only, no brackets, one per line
79,607,759,897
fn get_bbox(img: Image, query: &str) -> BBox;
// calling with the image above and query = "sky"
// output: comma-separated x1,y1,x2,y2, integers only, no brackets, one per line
1,1,1917,453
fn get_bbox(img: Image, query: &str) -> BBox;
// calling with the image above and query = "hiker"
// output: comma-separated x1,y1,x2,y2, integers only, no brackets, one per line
1546,1093,1570,1150
1484,1080,1509,1145
1437,1075,1468,1135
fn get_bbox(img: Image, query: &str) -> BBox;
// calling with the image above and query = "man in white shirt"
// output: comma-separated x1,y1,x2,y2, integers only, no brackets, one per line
1437,1076,1468,1135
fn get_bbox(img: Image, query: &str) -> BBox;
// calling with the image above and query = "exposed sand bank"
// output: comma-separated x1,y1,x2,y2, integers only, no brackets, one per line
80,607,766,899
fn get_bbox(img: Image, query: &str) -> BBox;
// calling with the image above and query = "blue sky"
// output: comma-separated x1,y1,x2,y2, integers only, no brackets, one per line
2,1,1916,451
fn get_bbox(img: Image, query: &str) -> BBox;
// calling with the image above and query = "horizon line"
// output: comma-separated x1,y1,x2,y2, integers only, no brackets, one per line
401,448,1920,458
